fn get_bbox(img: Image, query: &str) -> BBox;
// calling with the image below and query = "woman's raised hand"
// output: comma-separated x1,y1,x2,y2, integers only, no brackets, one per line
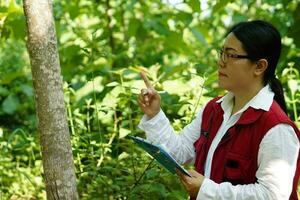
138,72,161,118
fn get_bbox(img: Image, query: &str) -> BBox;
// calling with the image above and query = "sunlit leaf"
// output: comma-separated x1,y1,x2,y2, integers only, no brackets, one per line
162,79,190,95
75,76,104,101
106,82,119,87
119,127,131,139
288,79,299,95
118,152,129,160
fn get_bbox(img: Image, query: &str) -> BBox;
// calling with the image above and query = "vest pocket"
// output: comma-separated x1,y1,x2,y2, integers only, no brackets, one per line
223,152,253,185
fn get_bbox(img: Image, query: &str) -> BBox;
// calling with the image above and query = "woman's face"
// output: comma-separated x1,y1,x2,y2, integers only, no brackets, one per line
218,33,257,93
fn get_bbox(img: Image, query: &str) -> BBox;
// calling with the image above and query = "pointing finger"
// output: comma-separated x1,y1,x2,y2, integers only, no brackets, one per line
140,71,153,89
141,89,150,106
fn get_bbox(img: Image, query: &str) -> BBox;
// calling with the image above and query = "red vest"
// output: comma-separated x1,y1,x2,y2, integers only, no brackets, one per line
194,97,300,199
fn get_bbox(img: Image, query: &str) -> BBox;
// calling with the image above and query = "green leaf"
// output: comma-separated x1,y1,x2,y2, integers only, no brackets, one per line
187,0,201,12
136,24,148,40
166,191,187,200
145,17,170,36
8,0,22,13
0,6,8,13
288,79,299,95
101,86,123,108
106,82,119,87
2,94,20,114
165,32,190,53
190,27,207,45
118,152,129,160
0,70,24,84
20,84,33,97
175,12,193,26
0,86,9,96
68,3,80,19
75,76,104,101
148,183,168,197
145,168,158,179
128,18,140,37
162,79,191,95
119,127,131,139
2,12,26,40
212,0,232,13
63,45,82,59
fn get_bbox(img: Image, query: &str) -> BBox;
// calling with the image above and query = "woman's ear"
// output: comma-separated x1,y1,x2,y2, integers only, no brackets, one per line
254,59,268,76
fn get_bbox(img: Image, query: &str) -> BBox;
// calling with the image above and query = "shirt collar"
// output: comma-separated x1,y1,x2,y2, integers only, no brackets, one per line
216,84,274,113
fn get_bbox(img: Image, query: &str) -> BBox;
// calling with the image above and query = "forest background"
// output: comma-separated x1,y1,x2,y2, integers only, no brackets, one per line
0,0,300,199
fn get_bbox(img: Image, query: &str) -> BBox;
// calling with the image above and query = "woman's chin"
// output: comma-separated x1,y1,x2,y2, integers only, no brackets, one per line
218,81,231,91
218,80,225,88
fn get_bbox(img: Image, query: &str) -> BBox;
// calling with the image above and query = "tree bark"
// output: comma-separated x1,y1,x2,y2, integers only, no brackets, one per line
23,0,79,199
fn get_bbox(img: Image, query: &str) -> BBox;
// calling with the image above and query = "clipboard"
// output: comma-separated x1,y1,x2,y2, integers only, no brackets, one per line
129,136,192,177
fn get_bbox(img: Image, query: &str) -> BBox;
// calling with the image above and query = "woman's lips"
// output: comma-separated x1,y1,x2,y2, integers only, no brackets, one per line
218,71,227,77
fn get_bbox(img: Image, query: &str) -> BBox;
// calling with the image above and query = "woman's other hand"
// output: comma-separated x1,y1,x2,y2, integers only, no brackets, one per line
177,169,205,199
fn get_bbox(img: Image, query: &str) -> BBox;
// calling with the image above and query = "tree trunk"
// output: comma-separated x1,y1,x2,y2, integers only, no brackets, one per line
23,0,79,199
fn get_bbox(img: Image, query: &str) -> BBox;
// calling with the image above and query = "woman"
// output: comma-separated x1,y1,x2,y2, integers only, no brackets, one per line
137,20,300,200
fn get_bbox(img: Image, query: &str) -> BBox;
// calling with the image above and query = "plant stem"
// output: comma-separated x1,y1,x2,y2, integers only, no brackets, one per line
130,159,154,191
190,77,206,123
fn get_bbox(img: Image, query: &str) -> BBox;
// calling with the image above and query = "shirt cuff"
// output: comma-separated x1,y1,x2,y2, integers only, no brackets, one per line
137,109,170,143
197,178,218,200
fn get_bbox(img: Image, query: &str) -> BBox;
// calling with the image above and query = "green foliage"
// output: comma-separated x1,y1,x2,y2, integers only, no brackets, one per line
0,128,44,199
0,0,25,40
0,0,300,199
0,38,35,129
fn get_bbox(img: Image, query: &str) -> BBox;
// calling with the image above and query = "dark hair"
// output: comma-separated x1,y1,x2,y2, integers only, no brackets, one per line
227,20,287,114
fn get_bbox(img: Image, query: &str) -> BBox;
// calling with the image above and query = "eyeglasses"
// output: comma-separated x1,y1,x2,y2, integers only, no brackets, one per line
218,49,252,63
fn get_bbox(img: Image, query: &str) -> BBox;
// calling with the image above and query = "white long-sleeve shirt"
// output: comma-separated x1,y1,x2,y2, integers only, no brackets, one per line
138,85,299,200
